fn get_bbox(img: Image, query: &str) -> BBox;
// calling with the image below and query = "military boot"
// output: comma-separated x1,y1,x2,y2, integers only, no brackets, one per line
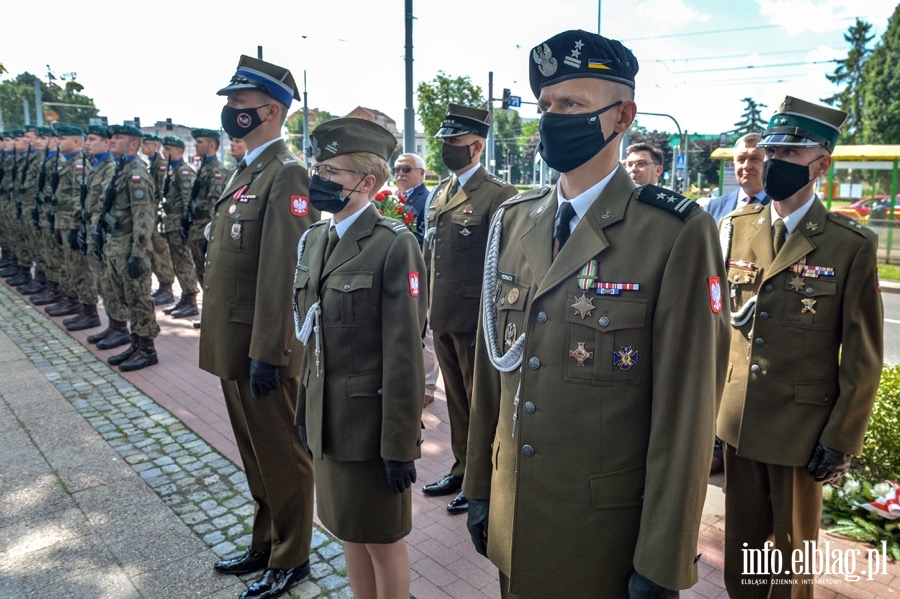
65,304,101,331
0,255,13,267
18,270,47,295
119,336,158,371
153,283,175,306
46,296,81,317
7,267,31,287
107,334,139,366
87,318,116,344
31,281,64,306
0,263,21,277
169,293,199,318
162,294,186,315
95,320,132,349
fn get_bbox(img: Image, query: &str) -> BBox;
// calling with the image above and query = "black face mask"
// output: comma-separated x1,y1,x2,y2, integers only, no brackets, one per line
538,101,622,173
308,174,364,214
763,155,823,202
220,104,269,139
441,141,475,171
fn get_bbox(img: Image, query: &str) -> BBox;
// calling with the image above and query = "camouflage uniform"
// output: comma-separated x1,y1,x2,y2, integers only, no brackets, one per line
86,152,129,322
56,151,96,305
189,154,230,285
146,152,175,290
159,158,199,294
38,148,65,288
15,148,42,269
0,149,16,262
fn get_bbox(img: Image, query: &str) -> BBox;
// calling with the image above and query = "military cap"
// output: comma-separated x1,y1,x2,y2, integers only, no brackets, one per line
35,126,54,137
217,55,300,108
108,124,143,138
435,104,491,139
162,135,185,149
87,125,110,139
9,129,24,138
24,125,37,133
55,124,85,137
309,117,396,163
191,128,220,140
529,29,638,98
143,133,161,142
758,96,848,153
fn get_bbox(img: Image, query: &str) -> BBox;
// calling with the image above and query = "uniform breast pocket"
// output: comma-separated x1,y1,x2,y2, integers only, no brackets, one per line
496,281,529,352
564,297,648,385
727,265,759,311
450,212,483,248
293,269,312,322
225,207,261,252
782,277,836,330
324,272,373,327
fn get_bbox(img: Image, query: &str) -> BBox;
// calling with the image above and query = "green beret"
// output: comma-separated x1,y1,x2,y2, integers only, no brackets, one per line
191,128,220,140
24,125,37,133
109,124,143,138
9,129,24,138
35,126,54,137
759,96,848,153
143,133,161,142
55,124,86,137
530,30,638,97
87,125,110,139
161,135,185,149
310,117,396,163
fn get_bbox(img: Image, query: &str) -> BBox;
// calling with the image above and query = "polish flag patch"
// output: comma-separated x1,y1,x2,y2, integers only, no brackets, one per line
708,276,722,314
291,195,309,216
409,272,420,297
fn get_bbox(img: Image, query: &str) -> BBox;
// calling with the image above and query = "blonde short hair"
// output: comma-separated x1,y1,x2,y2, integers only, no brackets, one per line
343,152,391,196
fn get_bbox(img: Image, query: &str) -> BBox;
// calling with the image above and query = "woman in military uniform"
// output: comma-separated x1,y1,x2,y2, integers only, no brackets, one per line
293,118,427,599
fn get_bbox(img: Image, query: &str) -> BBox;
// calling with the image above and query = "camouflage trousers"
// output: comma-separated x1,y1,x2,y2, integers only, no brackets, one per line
189,220,210,286
150,227,175,287
164,231,199,294
106,240,159,339
89,244,129,322
13,208,34,264
62,230,97,305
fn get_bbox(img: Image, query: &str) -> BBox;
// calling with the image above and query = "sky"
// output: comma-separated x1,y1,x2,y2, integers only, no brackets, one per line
0,0,896,137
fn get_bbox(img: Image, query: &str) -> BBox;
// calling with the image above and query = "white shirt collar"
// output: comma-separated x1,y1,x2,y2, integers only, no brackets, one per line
241,137,281,167
331,201,370,238
456,163,482,187
555,166,620,233
770,194,816,236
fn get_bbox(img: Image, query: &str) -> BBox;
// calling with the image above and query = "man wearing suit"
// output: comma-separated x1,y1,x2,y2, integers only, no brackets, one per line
199,55,319,599
706,132,769,224
464,30,730,598
421,105,518,515
719,97,883,597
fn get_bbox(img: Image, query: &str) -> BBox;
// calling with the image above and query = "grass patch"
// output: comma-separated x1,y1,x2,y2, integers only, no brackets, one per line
879,262,900,282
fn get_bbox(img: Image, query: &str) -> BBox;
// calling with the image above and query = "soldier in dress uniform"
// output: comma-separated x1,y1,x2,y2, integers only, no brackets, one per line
421,104,518,515
464,30,730,598
294,117,426,599
100,124,160,372
142,132,177,306
718,97,883,597
199,55,318,599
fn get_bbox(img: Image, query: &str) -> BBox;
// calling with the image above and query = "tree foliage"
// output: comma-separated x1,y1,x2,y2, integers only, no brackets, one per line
493,109,525,183
862,4,900,144
416,72,483,176
823,18,874,144
730,97,767,137
0,70,98,129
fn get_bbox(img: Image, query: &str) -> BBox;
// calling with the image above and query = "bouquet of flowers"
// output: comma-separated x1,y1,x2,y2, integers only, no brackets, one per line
372,189,416,231
822,475,900,560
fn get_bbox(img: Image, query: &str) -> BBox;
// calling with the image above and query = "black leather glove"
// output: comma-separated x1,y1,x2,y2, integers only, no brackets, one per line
466,498,490,557
76,228,88,253
67,229,80,251
298,424,312,458
126,255,145,279
383,459,416,494
249,359,280,399
628,571,678,599
806,442,851,483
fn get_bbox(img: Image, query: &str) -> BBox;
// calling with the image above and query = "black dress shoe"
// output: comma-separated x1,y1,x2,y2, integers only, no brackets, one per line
447,491,468,514
422,473,463,496
213,548,271,575
240,562,310,599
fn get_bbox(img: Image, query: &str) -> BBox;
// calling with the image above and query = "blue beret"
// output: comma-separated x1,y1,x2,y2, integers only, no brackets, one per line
217,55,299,108
530,30,638,98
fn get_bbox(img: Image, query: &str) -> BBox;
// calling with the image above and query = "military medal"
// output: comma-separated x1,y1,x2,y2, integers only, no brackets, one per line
505,323,517,347
568,342,593,366
596,282,639,296
801,298,816,314
614,346,638,371
788,275,804,292
228,203,237,214
231,218,242,240
789,258,834,278
459,227,471,237
507,288,520,304
577,260,598,290
571,293,595,319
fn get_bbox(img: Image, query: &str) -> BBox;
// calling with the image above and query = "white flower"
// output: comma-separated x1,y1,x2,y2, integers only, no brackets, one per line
843,479,861,495
822,484,834,501
873,482,894,497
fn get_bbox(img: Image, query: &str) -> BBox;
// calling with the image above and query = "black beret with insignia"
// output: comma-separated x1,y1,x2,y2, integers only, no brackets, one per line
310,117,396,162
530,29,639,98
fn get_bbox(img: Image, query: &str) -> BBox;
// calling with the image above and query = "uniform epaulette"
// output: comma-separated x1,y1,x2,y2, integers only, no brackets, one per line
828,212,876,238
374,215,409,235
309,219,328,229
484,173,509,187
502,186,552,207
727,202,766,220
277,149,300,166
635,185,698,221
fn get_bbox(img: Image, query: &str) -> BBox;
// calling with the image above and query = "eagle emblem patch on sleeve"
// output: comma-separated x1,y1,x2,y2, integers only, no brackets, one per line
409,272,420,297
708,276,723,314
290,195,309,216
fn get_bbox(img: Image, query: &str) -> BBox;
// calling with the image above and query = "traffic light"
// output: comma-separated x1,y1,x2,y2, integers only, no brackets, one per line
166,117,173,131
501,88,511,110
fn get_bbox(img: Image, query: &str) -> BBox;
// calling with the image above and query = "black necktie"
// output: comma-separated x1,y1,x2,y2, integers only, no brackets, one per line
323,226,339,264
553,201,577,260
773,219,787,255
234,159,247,177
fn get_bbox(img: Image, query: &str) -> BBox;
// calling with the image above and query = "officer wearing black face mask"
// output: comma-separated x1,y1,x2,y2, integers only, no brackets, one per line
718,96,883,598
420,104,517,517
199,54,320,599
463,29,730,599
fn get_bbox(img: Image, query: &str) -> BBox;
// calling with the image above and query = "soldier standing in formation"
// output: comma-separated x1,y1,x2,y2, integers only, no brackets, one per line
8,127,43,290
187,128,230,287
2,131,30,284
142,133,177,306
30,128,65,307
0,132,16,274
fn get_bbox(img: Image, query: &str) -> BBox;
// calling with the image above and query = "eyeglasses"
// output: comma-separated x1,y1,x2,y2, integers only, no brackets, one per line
623,160,660,169
310,164,357,179
393,166,420,174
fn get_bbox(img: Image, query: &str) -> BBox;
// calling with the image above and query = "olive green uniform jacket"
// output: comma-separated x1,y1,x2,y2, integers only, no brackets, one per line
464,169,730,597
294,205,427,462
717,200,883,465
199,140,319,381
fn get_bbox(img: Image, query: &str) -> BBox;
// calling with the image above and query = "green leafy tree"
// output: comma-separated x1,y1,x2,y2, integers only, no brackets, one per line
823,18,874,144
493,109,524,182
0,71,98,128
286,108,337,157
416,72,483,176
521,118,541,184
862,4,900,145
730,97,767,137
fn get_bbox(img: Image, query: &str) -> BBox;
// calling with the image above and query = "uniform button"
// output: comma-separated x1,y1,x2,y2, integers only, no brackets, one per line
435,272,441,278
764,284,774,292
806,287,814,295
521,444,535,457
377,388,383,396
754,338,764,347
439,222,445,228
436,238,443,244
733,275,740,282
210,236,215,241
206,261,211,267
343,283,351,290
528,357,540,369
435,255,441,261
536,311,548,324
499,298,505,306
598,316,610,327
203,285,209,292
823,396,831,404
750,364,761,374
758,311,769,320
524,401,535,414
214,212,219,218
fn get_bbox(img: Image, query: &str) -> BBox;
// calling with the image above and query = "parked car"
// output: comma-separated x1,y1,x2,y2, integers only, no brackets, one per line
830,196,900,225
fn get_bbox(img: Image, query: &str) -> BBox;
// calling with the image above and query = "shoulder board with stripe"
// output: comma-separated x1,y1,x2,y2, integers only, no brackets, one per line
503,186,552,206
636,185,697,221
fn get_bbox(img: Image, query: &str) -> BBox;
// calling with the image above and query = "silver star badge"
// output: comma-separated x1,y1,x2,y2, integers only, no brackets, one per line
667,195,678,204
806,221,818,231
656,192,667,200
571,293,595,320
757,216,766,224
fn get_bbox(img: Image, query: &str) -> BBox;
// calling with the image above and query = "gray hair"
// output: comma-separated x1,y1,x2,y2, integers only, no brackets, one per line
396,152,425,169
